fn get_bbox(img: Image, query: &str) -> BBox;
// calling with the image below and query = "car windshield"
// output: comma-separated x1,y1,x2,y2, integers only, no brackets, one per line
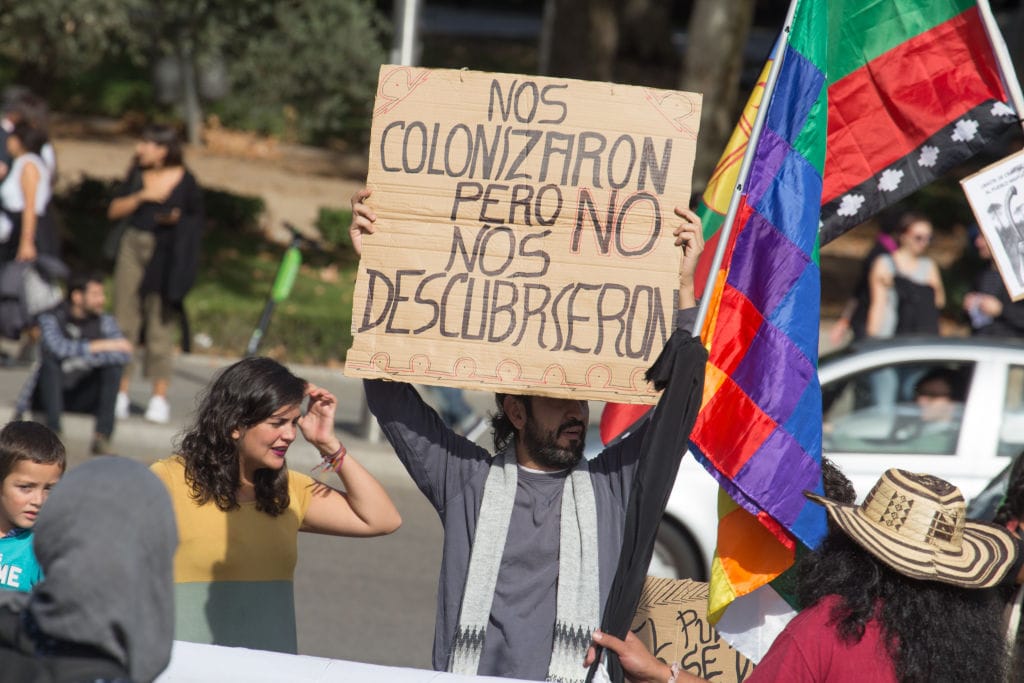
823,361,973,456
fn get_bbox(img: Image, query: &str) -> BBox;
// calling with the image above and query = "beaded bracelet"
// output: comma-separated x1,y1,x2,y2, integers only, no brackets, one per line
312,443,347,475
667,663,681,683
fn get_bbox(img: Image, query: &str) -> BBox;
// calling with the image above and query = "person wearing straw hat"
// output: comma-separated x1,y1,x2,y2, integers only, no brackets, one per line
589,468,1020,683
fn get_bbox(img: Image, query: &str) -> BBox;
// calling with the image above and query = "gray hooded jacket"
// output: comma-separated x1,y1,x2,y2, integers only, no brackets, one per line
0,456,178,683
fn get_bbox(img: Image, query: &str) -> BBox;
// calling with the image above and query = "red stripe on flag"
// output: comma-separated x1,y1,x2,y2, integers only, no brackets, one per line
823,6,1005,203
707,286,764,375
756,510,797,551
694,229,721,300
599,403,651,445
692,379,776,477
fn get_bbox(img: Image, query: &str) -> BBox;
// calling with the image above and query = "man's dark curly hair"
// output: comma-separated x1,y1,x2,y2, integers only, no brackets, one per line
175,357,306,516
798,529,1008,682
491,393,531,452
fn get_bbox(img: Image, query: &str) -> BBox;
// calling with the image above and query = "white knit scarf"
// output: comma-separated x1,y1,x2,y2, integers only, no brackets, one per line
448,448,599,682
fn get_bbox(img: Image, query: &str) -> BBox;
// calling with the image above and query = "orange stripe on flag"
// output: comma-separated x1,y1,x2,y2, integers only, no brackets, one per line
709,495,795,622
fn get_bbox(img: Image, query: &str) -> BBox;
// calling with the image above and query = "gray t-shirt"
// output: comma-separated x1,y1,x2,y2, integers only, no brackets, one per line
363,308,695,680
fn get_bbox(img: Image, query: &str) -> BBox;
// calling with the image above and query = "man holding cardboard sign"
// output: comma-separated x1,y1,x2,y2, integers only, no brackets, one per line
351,188,707,682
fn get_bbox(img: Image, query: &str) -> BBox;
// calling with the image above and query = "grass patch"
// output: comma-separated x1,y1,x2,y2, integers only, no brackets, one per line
190,240,358,363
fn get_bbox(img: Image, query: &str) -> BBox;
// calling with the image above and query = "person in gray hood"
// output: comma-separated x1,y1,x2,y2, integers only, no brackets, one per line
0,455,178,683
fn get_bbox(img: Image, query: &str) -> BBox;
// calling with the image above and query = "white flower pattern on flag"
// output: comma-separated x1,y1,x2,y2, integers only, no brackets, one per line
991,102,1015,118
878,168,904,192
918,146,939,168
952,119,979,142
837,194,865,217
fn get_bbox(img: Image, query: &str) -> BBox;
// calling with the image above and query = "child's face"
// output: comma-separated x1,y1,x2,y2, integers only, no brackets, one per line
0,460,62,534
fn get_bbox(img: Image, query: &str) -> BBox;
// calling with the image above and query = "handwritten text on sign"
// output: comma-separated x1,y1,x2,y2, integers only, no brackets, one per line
632,578,753,683
345,66,701,402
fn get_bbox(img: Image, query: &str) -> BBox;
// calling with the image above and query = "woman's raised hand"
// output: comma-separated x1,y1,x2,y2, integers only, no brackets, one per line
299,383,341,454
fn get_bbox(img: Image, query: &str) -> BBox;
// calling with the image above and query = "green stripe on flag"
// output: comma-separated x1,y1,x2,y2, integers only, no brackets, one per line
827,0,975,83
792,87,828,177
788,0,827,71
697,204,725,241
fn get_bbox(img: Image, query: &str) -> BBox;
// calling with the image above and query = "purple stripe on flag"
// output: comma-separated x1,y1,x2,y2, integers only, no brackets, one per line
744,127,790,207
727,211,811,317
735,428,820,529
731,322,816,425
690,442,764,516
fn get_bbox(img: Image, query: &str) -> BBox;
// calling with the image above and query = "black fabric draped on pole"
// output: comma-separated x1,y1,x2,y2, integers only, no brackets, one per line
586,331,707,682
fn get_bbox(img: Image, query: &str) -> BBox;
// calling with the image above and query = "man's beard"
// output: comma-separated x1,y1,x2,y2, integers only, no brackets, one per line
522,417,585,469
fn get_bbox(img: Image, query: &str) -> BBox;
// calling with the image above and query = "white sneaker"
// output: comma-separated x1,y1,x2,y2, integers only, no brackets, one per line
144,395,170,424
115,392,130,420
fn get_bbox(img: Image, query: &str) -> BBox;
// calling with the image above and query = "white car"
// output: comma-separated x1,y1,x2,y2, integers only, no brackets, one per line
652,336,1024,579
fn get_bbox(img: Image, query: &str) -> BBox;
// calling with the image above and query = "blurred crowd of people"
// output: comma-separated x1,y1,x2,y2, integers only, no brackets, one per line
0,87,205,457
830,210,1024,346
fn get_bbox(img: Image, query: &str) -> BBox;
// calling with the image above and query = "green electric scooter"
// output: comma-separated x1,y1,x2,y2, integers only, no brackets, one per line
245,221,316,357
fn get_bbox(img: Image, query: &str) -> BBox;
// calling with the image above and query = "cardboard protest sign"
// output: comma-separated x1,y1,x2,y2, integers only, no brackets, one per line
344,65,702,403
961,149,1024,301
631,578,754,682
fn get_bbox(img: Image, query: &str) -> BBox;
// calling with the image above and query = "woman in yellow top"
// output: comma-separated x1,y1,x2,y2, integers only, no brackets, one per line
150,356,401,653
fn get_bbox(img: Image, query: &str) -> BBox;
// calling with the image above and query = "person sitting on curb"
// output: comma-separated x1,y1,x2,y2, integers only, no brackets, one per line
14,272,132,455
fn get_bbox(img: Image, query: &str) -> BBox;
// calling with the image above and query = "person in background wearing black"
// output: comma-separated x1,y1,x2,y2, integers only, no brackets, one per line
15,273,132,455
107,124,204,425
963,226,1024,338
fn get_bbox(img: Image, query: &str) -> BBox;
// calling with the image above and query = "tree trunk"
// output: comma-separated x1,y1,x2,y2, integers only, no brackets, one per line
538,0,618,81
680,0,756,194
618,0,674,65
180,46,204,147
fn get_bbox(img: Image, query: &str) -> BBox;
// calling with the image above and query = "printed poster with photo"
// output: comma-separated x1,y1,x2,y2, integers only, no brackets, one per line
961,149,1024,301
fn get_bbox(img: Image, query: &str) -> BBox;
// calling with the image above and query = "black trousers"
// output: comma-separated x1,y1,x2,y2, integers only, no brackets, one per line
33,355,122,438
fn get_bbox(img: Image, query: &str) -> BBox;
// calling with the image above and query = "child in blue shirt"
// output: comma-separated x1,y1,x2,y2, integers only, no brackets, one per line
0,421,65,592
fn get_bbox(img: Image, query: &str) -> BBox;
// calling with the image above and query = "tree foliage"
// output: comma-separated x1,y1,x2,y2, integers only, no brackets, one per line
681,0,757,192
220,0,389,143
0,0,143,85
0,0,389,144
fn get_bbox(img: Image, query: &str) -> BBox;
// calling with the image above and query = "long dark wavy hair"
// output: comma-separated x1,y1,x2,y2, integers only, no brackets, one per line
994,452,1024,527
798,530,1008,682
176,357,306,516
994,451,1024,676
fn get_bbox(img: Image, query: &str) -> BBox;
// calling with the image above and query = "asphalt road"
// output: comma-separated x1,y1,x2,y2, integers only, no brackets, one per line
0,352,479,669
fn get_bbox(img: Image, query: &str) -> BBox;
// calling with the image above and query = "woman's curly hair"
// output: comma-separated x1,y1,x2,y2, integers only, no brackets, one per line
175,357,305,516
798,530,1008,682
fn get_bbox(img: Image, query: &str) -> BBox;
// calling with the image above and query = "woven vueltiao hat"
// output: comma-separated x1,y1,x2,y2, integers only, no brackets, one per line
805,468,1018,588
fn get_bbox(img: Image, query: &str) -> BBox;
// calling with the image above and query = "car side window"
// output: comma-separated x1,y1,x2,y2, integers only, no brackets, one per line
999,365,1024,457
822,361,973,456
